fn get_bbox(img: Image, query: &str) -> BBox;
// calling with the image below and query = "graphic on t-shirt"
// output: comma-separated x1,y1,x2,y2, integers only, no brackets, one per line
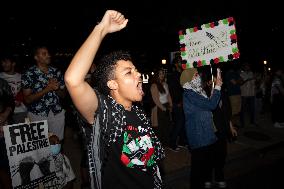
120,125,155,171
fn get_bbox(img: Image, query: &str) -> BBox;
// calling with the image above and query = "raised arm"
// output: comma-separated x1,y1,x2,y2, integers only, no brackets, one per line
64,10,128,124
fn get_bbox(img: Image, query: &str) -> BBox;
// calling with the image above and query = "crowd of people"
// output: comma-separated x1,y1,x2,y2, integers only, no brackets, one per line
0,10,283,189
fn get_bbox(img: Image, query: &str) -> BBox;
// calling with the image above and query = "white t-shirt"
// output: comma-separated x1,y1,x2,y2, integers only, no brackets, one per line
159,83,170,104
0,72,27,113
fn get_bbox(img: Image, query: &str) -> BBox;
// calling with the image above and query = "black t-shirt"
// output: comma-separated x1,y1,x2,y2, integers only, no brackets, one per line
167,71,183,104
102,110,155,189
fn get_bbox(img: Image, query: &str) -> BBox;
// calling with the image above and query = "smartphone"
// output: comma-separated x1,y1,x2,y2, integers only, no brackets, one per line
217,68,221,79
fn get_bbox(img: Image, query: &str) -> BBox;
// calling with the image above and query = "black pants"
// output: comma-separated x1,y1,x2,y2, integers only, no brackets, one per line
190,143,215,189
157,104,172,147
212,138,227,182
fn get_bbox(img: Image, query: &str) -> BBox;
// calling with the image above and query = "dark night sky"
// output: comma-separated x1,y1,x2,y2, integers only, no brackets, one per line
0,1,282,71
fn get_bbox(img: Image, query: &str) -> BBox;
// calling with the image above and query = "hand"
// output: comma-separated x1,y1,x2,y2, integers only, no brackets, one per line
214,68,223,87
229,121,238,137
99,10,128,35
46,78,59,91
215,76,223,87
230,126,238,137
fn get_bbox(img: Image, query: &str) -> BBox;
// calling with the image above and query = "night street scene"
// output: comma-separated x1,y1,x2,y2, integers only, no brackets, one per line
0,1,283,189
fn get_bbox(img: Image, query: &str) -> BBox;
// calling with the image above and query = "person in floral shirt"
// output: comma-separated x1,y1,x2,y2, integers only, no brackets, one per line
22,46,66,141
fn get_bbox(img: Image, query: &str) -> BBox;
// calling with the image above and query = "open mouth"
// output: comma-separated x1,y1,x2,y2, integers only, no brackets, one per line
137,81,144,96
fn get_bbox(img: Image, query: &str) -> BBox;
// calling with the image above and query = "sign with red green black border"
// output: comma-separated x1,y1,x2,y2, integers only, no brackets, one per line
179,17,240,69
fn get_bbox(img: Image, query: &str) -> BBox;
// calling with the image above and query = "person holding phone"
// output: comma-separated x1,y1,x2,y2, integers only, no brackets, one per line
182,67,222,189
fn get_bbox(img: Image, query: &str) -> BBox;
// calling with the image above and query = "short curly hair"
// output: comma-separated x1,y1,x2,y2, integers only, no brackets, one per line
93,50,133,96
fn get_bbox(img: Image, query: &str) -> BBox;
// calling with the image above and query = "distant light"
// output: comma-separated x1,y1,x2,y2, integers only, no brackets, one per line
264,60,267,65
142,74,149,83
268,67,271,71
151,72,154,75
162,59,167,64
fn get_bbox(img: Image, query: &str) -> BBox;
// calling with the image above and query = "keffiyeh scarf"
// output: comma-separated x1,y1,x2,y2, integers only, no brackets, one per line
183,75,208,98
77,91,164,189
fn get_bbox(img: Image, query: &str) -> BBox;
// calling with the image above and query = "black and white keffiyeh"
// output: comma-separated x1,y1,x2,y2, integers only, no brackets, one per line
77,90,165,189
183,75,208,98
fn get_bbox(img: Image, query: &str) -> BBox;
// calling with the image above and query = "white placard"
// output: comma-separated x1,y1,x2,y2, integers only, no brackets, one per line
179,17,239,68
3,120,59,188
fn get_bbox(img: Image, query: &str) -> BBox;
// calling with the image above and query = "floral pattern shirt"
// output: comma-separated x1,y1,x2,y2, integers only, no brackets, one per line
21,65,64,117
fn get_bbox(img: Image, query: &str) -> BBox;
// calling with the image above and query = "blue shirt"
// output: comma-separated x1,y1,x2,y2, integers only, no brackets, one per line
21,65,65,116
183,88,221,149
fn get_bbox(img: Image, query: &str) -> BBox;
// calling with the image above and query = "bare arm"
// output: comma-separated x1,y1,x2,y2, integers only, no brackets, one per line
23,88,48,104
23,78,60,104
229,121,238,137
64,10,128,124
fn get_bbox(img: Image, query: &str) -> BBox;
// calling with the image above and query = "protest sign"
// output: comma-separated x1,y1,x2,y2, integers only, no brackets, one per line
179,17,240,69
3,120,59,188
